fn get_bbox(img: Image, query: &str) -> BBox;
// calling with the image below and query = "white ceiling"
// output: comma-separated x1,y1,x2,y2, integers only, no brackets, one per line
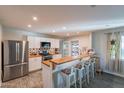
0,5,124,37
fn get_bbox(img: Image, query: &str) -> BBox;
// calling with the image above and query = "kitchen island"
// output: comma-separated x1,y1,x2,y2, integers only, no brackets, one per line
41,54,90,88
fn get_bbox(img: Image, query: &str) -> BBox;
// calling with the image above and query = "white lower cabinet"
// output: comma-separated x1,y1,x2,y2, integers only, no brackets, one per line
53,54,62,59
29,57,42,72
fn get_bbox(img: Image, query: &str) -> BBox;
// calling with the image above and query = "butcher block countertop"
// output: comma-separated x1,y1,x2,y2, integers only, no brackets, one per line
29,54,41,58
42,54,90,67
42,60,51,67
29,53,61,58
50,54,90,65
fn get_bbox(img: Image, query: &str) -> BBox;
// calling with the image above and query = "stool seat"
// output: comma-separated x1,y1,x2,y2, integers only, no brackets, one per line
75,64,83,69
62,68,71,75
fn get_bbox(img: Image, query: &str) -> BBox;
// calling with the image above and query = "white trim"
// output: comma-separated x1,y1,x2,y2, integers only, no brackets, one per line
0,25,2,86
104,70,124,78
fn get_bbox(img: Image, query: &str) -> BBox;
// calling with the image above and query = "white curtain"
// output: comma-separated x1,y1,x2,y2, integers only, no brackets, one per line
106,32,124,75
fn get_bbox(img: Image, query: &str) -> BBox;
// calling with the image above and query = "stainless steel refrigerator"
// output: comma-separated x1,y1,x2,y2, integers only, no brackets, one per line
2,40,29,82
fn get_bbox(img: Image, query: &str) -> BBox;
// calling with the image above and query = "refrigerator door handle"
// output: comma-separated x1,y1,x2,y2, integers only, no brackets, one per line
16,43,18,62
22,41,26,63
17,42,20,62
5,63,21,67
5,62,28,68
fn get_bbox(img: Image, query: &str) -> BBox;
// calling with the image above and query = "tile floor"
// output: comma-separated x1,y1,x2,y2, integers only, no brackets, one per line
1,70,124,88
1,71,43,88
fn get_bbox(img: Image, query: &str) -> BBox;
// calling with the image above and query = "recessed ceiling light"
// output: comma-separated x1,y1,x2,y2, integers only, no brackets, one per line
52,30,56,33
77,32,79,34
27,24,32,28
67,33,70,36
106,25,110,27
33,16,38,21
62,26,67,30
90,5,96,8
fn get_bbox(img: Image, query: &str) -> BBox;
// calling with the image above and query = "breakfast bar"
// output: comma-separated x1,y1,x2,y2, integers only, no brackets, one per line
41,54,91,88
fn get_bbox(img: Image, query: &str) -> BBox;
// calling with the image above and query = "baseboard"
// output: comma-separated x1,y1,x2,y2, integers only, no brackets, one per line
0,70,1,87
29,68,42,74
103,70,124,78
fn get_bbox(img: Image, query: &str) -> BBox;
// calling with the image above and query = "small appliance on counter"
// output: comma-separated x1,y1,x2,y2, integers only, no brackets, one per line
2,40,29,82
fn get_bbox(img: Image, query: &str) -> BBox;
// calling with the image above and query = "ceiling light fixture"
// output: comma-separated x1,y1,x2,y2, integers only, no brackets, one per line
52,30,56,33
77,32,79,34
33,16,38,21
67,33,70,36
90,5,96,8
62,26,67,30
106,25,110,27
27,24,32,28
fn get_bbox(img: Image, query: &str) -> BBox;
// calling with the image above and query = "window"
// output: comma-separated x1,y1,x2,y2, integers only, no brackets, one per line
121,36,124,59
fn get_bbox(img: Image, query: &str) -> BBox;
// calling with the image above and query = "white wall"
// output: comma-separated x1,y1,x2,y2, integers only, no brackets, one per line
64,33,92,56
92,31,107,71
0,24,2,86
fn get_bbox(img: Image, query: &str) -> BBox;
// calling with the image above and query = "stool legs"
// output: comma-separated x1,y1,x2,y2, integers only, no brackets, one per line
79,74,82,88
64,74,77,88
66,77,70,88
74,75,77,88
87,73,89,84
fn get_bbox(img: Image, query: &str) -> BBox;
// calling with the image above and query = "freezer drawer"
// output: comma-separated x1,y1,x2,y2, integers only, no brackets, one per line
2,63,29,82
3,64,22,81
22,63,29,75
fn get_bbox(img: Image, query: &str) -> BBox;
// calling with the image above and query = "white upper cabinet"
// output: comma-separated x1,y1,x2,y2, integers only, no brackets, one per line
35,37,41,48
40,37,45,42
28,36,35,48
28,36,60,48
28,36,40,48
51,39,60,48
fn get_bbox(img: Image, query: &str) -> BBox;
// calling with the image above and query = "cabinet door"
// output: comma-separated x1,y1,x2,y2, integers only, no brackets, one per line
29,58,34,72
51,39,60,48
3,65,21,81
28,36,35,48
50,39,54,48
35,37,41,48
28,36,41,48
40,37,45,42
55,39,60,48
29,57,41,72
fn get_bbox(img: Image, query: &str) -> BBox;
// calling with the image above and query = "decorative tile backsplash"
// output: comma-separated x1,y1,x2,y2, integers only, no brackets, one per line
29,48,60,55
